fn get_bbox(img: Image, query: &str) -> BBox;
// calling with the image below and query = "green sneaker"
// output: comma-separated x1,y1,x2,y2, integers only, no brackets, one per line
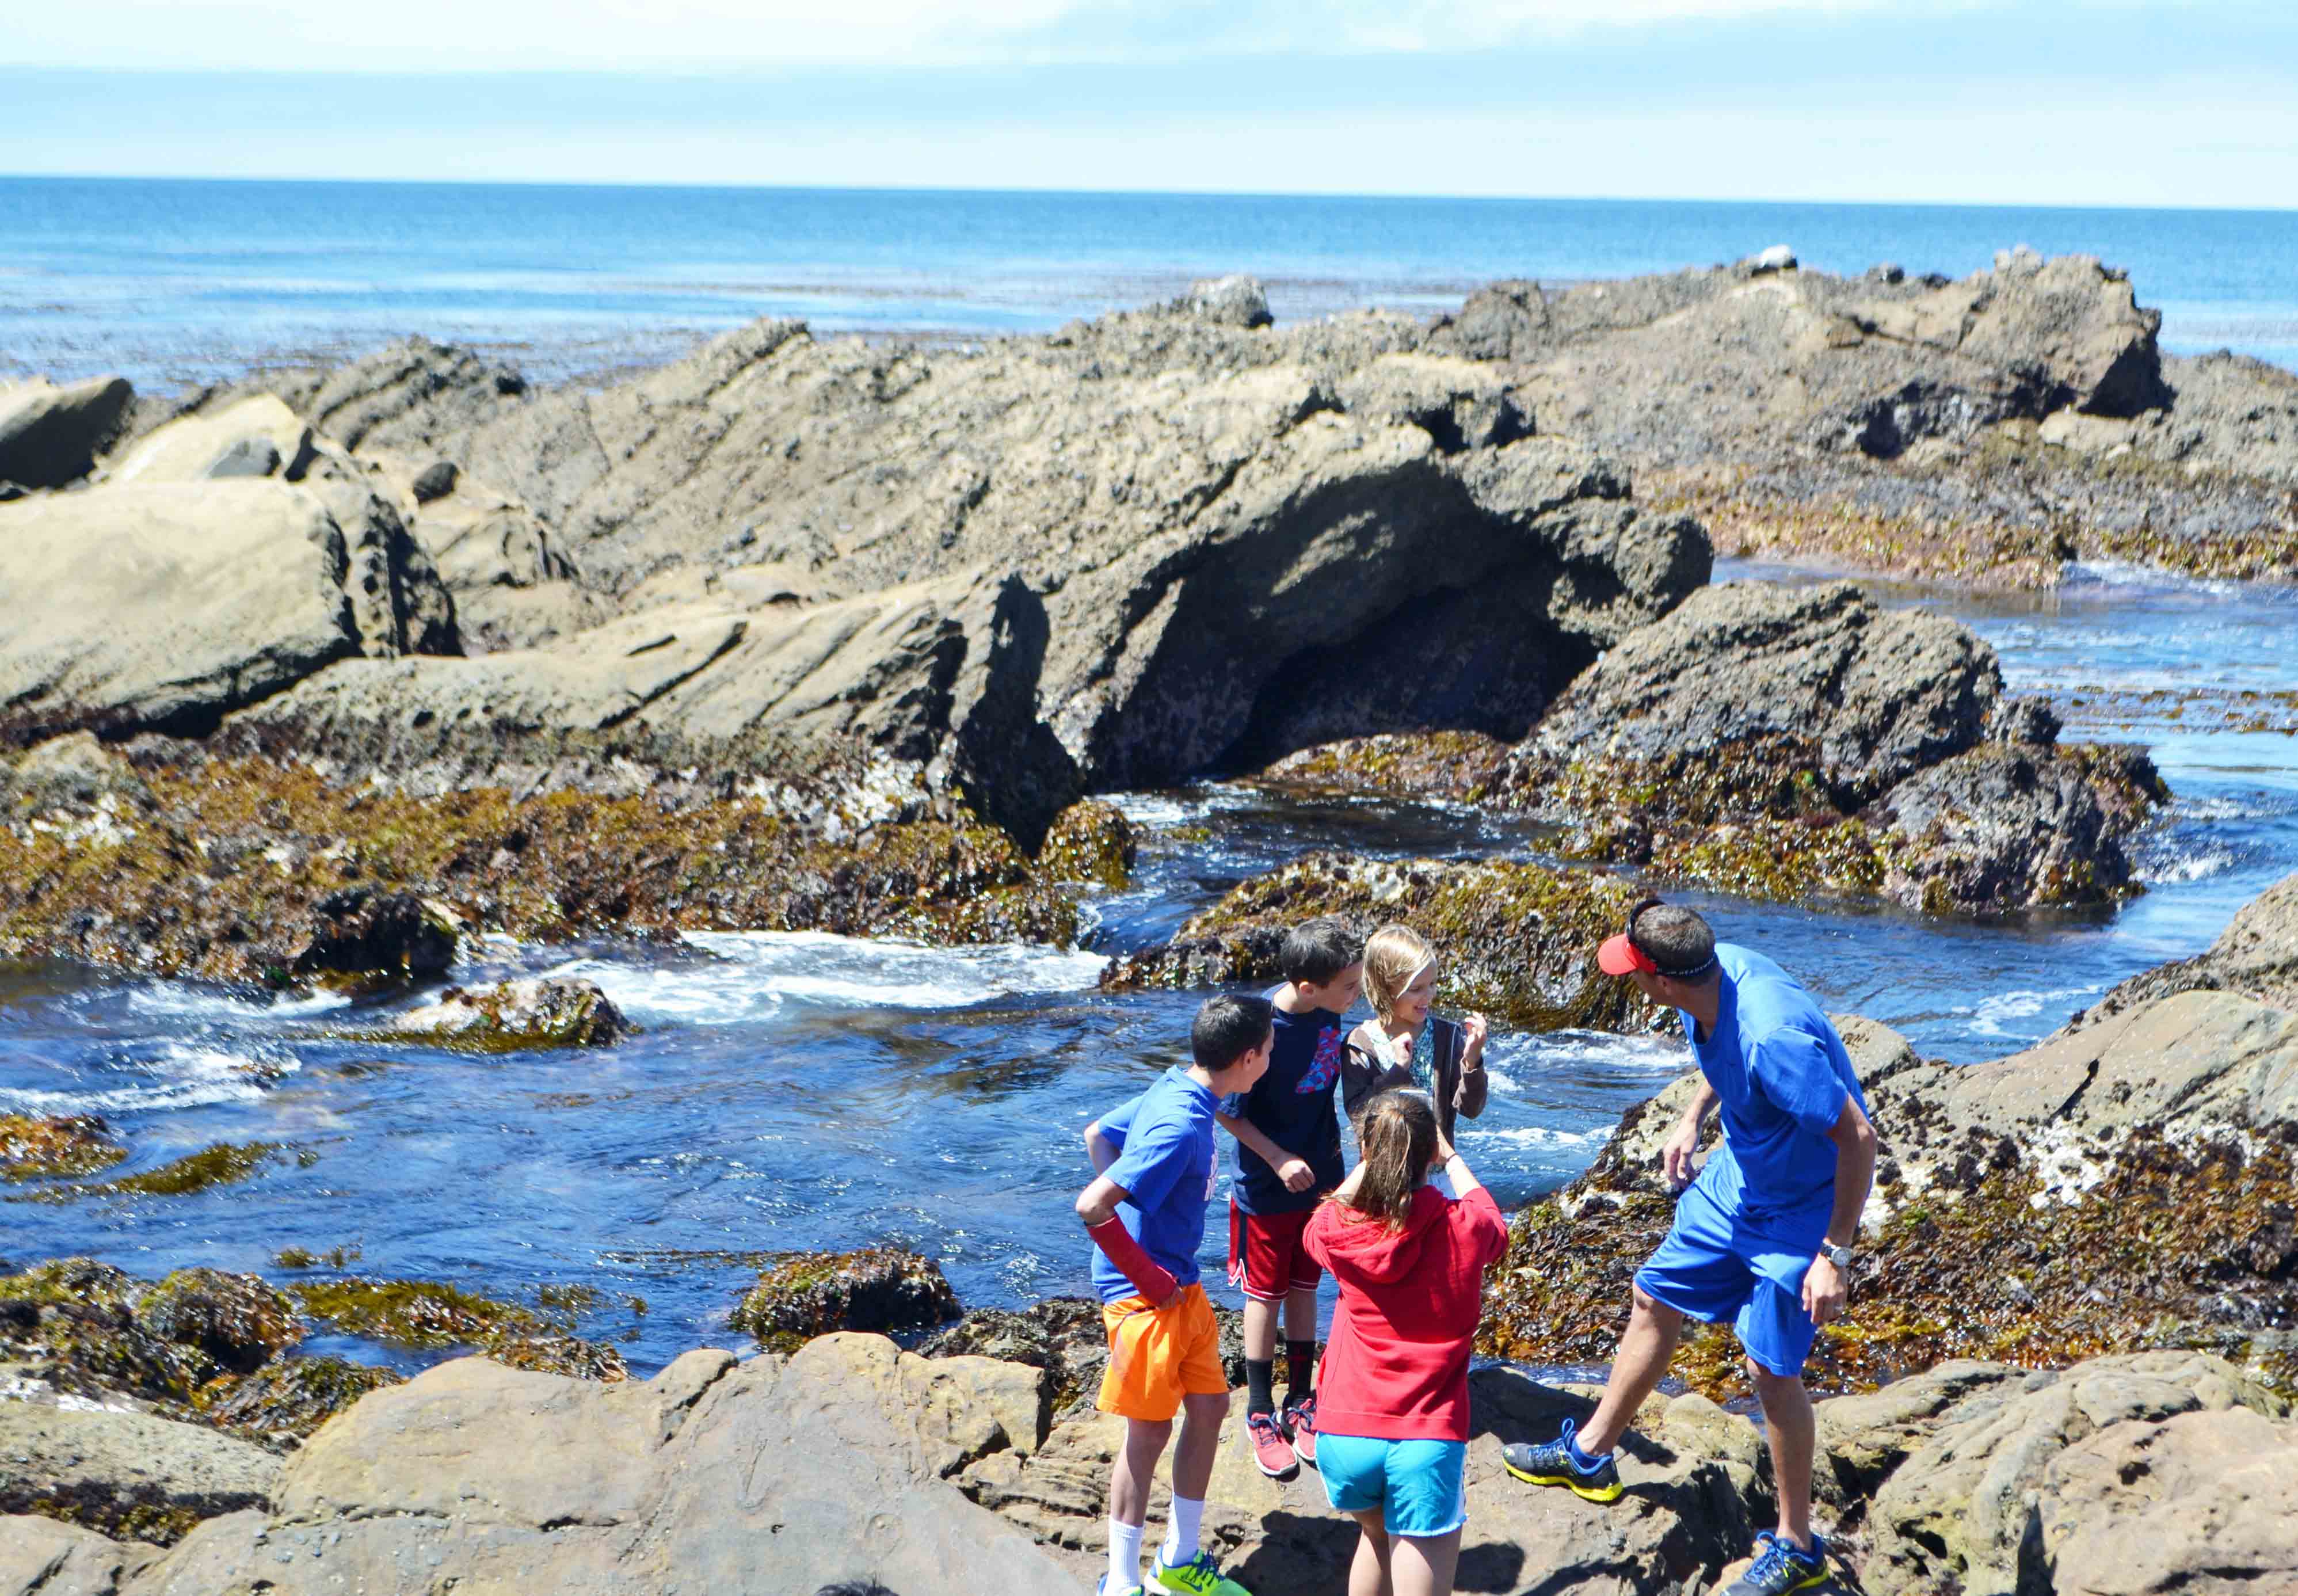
1149,1551,1251,1596
1096,1578,1145,1596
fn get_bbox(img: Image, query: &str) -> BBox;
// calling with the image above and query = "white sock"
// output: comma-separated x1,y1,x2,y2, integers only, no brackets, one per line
1160,1496,1205,1567
1108,1519,1145,1591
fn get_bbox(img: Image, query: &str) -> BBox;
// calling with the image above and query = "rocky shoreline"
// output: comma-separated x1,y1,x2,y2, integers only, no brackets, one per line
8,868,2298,1593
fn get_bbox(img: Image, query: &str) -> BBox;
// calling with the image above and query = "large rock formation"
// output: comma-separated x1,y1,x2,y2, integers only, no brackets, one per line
189,295,1708,844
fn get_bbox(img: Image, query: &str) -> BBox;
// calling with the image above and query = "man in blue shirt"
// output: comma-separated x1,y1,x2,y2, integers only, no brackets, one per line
1504,900,1878,1596
1076,992,1274,1596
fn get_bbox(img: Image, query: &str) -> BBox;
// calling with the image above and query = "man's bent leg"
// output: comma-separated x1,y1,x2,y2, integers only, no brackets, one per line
1577,1285,1684,1454
1750,1363,1817,1550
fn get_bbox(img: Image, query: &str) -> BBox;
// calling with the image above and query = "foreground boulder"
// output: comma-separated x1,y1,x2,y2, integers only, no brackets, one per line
0,1397,281,1544
1103,851,1653,1032
0,375,132,489
100,1338,1079,1596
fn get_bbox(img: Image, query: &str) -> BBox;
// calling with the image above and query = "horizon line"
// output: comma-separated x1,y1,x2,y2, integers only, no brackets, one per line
7,170,2298,220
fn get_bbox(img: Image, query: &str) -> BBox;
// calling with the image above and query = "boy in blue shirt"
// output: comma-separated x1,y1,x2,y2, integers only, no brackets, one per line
1213,918,1362,1480
1504,900,1878,1596
1077,992,1274,1596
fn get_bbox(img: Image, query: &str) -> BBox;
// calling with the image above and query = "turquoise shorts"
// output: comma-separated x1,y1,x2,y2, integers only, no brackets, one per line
1316,1433,1468,1539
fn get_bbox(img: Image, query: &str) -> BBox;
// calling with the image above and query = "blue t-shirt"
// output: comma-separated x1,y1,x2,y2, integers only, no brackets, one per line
1683,944,1869,1233
1089,1068,1218,1304
1219,990,1347,1216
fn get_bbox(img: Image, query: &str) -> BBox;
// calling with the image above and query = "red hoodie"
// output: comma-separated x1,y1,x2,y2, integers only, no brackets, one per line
1303,1182,1509,1442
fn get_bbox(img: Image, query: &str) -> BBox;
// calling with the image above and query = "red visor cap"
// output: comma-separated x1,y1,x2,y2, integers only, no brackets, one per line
1598,932,1656,977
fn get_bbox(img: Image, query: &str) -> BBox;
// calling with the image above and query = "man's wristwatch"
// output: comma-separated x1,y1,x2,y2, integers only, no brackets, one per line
1820,1243,1855,1270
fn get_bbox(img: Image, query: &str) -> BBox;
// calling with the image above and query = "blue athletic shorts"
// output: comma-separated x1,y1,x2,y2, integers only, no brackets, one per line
1634,1179,1825,1378
1316,1433,1467,1538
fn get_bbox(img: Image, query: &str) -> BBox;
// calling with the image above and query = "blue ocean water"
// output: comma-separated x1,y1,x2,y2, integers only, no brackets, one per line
4,176,2296,387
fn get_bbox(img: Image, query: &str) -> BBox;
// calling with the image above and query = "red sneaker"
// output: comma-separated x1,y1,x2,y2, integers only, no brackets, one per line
1245,1411,1298,1480
1283,1394,1318,1469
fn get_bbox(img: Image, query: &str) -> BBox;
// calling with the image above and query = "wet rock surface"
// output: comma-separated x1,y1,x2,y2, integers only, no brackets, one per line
731,1247,963,1353
1102,851,1656,1033
0,1116,128,1183
0,753,1110,987
0,375,134,490
379,976,630,1050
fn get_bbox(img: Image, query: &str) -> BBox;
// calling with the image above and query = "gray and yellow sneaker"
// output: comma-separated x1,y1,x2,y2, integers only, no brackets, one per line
1501,1418,1624,1503
1724,1532,1831,1595
1149,1550,1251,1596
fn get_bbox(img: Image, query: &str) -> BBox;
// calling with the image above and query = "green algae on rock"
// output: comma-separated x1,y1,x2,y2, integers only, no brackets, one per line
0,1113,128,1182
1102,851,1659,1034
203,1353,406,1440
0,752,1093,988
19,1141,300,1204
289,1275,628,1381
134,1267,303,1377
1035,799,1138,887
378,976,630,1052
731,1248,963,1354
0,1259,302,1414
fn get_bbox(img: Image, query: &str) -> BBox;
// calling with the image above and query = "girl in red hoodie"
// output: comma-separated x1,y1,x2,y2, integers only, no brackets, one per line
1304,1091,1509,1596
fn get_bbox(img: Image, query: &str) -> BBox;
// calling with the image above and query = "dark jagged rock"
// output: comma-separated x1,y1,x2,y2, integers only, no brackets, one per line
0,375,133,489
731,1248,962,1354
1103,852,1656,1033
292,889,459,989
201,1354,406,1441
1034,798,1137,887
131,1269,301,1377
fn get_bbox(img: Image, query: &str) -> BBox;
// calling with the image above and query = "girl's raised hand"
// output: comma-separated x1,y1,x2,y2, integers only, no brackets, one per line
1462,1012,1489,1065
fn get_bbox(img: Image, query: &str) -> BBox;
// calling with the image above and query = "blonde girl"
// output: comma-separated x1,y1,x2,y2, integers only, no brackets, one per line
1341,924,1489,1147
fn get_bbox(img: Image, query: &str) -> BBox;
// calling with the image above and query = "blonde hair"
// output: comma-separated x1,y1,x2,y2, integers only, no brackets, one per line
1341,1091,1440,1232
1361,923,1436,1022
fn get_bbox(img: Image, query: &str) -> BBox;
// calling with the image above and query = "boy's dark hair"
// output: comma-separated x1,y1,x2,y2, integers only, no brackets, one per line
1192,992,1275,1072
1280,917,1362,988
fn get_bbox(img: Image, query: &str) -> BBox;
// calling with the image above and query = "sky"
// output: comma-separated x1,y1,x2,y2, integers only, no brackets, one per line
4,0,2296,206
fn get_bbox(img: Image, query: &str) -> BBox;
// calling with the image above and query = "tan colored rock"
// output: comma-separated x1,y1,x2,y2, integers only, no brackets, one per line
2039,1405,2298,1594
0,1514,146,1596
0,1400,283,1543
0,478,456,745
1862,1351,2289,1595
2078,866,2298,1023
117,1338,1076,1596
108,395,317,484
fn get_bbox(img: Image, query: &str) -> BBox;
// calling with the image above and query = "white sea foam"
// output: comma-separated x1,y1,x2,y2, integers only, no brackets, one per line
1957,985,2100,1038
2136,845,2237,885
126,984,352,1022
538,930,1110,1024
0,1042,295,1116
1461,1124,1609,1150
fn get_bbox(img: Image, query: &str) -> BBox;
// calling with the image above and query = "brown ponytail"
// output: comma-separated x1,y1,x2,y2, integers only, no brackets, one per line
1344,1091,1439,1232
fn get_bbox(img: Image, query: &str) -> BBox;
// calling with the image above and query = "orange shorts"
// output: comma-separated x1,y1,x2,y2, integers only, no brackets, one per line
1097,1282,1229,1422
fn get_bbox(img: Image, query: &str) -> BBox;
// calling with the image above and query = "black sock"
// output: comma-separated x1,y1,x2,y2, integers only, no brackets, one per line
1245,1358,1274,1416
1285,1339,1315,1399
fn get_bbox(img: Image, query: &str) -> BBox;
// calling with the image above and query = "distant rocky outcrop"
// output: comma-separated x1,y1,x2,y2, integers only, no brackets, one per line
1258,581,2165,917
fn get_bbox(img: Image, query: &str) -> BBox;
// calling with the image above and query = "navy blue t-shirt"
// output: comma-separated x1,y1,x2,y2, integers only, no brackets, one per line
1089,1068,1218,1304
1219,989,1347,1215
1685,944,1870,1235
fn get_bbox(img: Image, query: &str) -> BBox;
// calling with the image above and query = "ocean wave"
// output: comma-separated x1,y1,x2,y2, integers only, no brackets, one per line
2134,844,2238,885
538,930,1109,1024
1459,1124,1609,1150
125,984,352,1022
0,1042,296,1116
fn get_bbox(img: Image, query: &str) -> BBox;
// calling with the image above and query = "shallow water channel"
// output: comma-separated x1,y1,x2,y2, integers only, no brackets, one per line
5,561,2297,1376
